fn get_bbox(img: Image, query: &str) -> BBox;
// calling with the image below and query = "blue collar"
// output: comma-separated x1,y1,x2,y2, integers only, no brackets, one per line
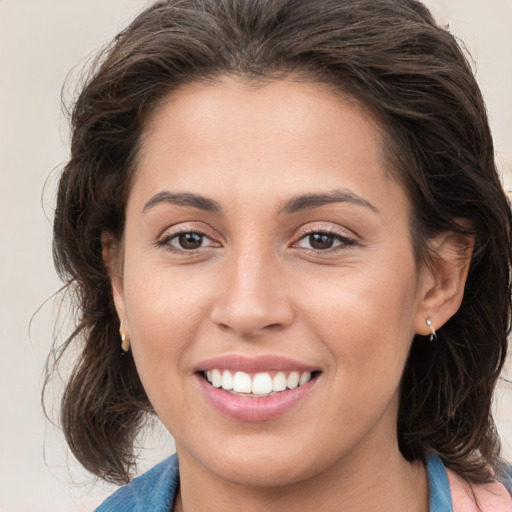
95,455,179,512
426,453,454,511
96,453,453,511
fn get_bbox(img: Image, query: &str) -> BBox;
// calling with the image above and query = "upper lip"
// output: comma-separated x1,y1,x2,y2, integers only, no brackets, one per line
195,355,319,374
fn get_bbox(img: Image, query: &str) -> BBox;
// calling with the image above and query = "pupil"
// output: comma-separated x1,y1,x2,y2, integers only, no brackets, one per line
179,232,203,249
309,233,333,249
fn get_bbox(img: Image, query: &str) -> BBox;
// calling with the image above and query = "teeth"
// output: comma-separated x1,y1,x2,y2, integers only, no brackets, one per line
299,371,311,386
205,369,314,394
272,372,287,392
211,369,222,388
252,373,273,394
286,371,300,389
221,370,233,390
233,371,252,393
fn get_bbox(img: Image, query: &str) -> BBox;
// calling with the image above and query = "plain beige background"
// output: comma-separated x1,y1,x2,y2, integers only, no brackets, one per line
0,1,511,511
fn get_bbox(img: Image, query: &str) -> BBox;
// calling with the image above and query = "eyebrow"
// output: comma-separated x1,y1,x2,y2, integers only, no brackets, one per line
143,191,221,213
142,188,378,215
279,189,378,214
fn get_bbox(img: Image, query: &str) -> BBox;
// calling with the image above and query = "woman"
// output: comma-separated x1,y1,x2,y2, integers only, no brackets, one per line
48,0,512,510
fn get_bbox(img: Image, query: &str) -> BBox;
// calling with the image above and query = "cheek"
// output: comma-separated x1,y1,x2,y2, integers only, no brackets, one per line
298,257,420,382
121,267,213,429
121,259,212,381
303,263,418,335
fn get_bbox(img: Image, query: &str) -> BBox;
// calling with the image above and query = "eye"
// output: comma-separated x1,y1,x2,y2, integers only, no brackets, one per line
157,230,219,251
173,232,206,250
296,231,355,251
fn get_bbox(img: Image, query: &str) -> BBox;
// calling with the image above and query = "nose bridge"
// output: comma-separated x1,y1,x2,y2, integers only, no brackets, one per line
210,238,293,337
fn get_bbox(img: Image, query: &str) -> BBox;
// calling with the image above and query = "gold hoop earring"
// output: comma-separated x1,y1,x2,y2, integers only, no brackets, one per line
426,319,437,342
120,321,130,352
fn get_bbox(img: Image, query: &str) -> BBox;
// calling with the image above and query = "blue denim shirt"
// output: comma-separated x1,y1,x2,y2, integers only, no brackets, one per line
96,453,454,511
96,455,180,512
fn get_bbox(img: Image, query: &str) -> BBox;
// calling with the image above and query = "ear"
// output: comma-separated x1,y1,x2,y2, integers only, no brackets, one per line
101,231,127,323
414,227,474,336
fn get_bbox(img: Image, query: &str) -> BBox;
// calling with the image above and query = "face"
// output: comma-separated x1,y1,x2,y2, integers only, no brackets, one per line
113,78,433,488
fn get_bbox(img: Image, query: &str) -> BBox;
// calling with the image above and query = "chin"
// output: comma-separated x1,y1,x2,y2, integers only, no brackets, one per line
189,440,330,489
213,459,312,488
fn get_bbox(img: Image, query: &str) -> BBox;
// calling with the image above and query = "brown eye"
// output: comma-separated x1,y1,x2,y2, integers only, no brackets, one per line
157,228,221,253
176,232,204,249
296,231,355,251
309,233,334,250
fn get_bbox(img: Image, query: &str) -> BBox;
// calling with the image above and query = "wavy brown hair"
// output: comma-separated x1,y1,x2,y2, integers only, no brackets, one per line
46,0,512,486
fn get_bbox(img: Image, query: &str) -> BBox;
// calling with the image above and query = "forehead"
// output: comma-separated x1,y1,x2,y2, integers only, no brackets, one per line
132,77,408,217
143,77,382,155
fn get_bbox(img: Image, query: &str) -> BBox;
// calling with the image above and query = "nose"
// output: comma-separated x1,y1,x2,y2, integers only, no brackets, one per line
210,248,294,339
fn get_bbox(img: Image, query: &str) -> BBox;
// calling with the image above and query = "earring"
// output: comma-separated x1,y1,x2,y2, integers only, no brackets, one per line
426,319,437,342
120,321,130,352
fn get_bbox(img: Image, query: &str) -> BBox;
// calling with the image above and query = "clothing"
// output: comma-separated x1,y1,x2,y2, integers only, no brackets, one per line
96,456,179,512
95,453,512,512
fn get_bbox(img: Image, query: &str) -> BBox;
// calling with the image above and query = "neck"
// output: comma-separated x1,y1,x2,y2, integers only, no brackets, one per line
174,444,429,512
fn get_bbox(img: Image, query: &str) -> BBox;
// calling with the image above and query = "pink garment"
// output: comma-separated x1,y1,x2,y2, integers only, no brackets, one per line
447,468,512,512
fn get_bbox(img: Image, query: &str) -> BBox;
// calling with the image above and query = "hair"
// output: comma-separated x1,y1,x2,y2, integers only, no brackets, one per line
46,0,511,487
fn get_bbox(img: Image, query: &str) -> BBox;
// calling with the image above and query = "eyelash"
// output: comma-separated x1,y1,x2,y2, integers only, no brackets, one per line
156,226,356,254
293,227,357,252
155,230,217,253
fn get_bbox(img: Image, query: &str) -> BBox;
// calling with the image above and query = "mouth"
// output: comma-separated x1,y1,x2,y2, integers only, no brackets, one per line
200,369,321,397
195,355,322,421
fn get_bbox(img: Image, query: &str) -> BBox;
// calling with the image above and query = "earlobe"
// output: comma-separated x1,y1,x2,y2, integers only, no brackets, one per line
120,320,130,352
415,229,474,337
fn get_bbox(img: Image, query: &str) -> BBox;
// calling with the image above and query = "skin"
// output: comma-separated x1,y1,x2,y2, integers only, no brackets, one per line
110,78,471,512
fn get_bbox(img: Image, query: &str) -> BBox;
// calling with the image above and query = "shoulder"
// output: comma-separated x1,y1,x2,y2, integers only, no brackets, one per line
446,467,512,512
95,454,180,512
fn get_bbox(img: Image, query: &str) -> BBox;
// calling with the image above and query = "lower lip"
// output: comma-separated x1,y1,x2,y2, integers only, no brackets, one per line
196,375,317,422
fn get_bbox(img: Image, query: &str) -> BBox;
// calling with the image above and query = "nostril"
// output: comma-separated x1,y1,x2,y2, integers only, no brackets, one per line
210,283,295,337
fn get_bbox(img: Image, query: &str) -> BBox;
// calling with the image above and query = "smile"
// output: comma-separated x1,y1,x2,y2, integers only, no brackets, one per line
203,369,315,396
195,356,321,421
